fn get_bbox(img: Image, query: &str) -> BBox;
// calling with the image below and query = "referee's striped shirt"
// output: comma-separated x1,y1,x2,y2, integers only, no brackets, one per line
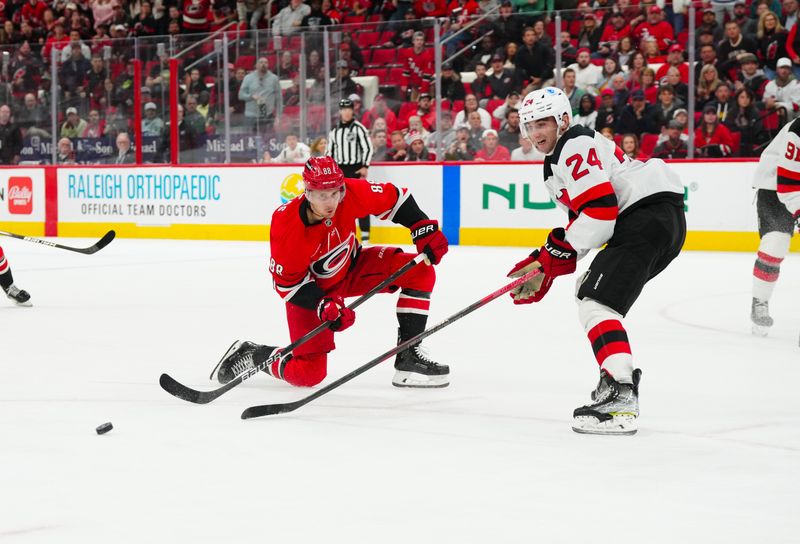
328,119,373,168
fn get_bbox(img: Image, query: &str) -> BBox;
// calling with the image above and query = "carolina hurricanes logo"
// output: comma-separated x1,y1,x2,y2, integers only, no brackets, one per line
311,233,357,279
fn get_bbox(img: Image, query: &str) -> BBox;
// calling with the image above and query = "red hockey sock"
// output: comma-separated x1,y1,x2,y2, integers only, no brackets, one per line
753,251,783,283
587,319,633,382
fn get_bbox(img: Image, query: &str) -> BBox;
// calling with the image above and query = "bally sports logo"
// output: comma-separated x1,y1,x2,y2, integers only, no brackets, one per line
7,177,33,215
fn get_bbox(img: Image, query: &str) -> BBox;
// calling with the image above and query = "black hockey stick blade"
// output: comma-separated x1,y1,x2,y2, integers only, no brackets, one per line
241,267,542,419
160,253,428,405
82,229,116,254
0,229,116,255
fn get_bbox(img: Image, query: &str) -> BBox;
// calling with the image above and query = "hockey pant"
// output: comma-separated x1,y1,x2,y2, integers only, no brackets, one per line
575,197,686,383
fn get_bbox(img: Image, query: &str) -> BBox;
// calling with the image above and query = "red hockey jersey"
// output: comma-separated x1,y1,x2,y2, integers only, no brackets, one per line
182,0,211,32
401,48,434,92
269,178,415,306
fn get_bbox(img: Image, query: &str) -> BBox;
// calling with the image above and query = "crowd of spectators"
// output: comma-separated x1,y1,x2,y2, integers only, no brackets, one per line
0,0,798,163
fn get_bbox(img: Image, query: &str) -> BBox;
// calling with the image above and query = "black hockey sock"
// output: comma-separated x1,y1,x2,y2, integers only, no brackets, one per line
0,269,14,291
397,312,427,343
252,345,288,378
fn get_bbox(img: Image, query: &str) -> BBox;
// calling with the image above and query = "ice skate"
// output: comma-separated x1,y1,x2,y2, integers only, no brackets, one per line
572,369,641,436
4,284,31,307
751,298,773,337
392,342,449,388
210,340,278,384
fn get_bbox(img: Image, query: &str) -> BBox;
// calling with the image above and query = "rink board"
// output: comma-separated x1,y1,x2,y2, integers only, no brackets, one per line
0,161,794,252
0,168,47,236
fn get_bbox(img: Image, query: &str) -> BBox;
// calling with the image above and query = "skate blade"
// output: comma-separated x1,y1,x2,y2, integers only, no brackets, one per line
572,414,638,436
751,324,770,337
392,370,449,388
12,300,32,307
209,340,243,382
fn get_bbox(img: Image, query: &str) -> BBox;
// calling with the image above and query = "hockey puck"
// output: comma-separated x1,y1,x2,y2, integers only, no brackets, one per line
95,422,113,435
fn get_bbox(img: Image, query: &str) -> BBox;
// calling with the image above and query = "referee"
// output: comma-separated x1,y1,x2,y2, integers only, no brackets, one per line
328,98,374,243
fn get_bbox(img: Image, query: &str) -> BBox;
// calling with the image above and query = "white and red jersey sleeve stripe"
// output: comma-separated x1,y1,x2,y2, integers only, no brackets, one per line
776,122,800,218
377,187,412,222
553,135,619,252
774,127,800,218
273,271,314,301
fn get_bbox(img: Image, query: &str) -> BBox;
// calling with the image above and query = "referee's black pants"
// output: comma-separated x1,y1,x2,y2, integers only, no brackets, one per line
341,164,371,237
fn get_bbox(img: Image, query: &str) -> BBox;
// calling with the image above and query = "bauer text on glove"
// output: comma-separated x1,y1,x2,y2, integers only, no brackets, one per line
410,219,449,264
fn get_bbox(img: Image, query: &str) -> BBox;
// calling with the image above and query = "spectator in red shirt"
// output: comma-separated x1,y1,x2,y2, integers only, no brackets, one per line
599,11,631,57
21,0,47,28
633,5,674,53
42,22,69,61
413,0,447,18
400,31,434,100
641,37,666,64
637,67,660,104
361,94,398,133
405,92,435,130
182,0,211,33
656,44,689,84
475,128,510,161
695,104,735,157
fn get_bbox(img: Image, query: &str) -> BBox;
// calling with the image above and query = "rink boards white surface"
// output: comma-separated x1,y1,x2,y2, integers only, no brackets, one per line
1,239,798,543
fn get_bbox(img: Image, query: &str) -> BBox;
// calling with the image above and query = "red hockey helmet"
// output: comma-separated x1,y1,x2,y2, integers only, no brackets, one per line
302,157,345,191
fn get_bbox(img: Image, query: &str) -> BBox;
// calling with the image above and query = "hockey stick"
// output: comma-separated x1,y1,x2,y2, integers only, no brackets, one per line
159,252,429,404
0,229,116,255
241,267,542,419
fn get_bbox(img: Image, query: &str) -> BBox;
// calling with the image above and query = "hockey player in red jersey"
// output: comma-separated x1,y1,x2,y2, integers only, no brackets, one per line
212,156,450,388
0,246,31,306
750,119,800,337
508,87,686,435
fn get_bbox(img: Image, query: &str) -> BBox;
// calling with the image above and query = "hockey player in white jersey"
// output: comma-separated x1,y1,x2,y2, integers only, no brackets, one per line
507,87,686,435
750,120,800,336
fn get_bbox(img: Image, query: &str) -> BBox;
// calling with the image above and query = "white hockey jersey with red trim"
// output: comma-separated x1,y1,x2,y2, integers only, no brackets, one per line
753,118,800,219
543,125,684,253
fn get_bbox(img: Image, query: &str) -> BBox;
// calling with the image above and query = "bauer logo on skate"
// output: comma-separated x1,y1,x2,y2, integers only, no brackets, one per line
7,177,32,215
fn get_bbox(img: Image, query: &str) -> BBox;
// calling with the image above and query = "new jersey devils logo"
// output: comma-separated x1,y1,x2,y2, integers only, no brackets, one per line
311,233,357,279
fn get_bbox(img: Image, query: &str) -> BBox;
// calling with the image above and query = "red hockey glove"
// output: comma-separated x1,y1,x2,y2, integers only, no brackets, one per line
537,228,577,278
506,252,551,304
410,219,448,265
316,296,355,332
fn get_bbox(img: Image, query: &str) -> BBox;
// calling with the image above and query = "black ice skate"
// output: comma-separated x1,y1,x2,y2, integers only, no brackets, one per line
751,298,773,337
392,333,449,388
572,369,641,436
210,340,278,384
4,284,31,307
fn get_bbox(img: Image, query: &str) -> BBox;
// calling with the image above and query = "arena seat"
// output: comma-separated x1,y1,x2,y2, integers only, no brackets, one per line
370,48,398,65
640,133,659,156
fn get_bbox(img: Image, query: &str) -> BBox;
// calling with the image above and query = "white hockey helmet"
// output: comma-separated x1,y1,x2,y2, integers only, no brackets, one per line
519,87,572,138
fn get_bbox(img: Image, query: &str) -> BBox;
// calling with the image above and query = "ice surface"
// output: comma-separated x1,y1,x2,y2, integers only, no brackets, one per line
1,239,798,543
